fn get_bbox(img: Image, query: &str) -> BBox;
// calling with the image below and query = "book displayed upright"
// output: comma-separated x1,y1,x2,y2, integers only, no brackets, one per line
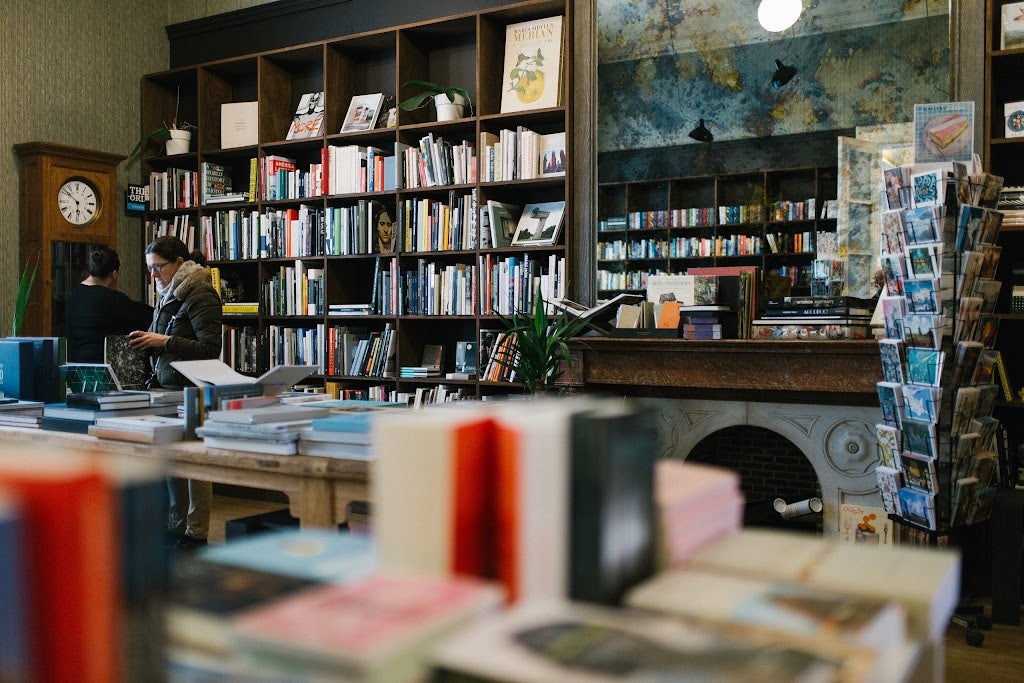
220,101,259,148
340,93,385,133
286,91,324,140
1001,2,1024,50
500,15,564,113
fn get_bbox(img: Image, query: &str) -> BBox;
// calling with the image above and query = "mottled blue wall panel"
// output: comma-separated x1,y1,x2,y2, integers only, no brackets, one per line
598,15,949,155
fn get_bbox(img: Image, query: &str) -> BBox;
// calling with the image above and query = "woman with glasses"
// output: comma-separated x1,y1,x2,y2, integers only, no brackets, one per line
66,246,153,362
129,235,222,551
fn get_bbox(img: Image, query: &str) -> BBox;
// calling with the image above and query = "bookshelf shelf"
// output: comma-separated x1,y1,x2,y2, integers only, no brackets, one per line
140,0,575,401
597,166,837,298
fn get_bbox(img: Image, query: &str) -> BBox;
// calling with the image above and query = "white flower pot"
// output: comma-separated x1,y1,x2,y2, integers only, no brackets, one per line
434,93,467,122
165,129,191,155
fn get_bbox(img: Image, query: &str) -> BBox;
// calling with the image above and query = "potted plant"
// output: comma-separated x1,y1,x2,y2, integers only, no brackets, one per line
129,85,196,158
494,291,593,395
398,80,471,122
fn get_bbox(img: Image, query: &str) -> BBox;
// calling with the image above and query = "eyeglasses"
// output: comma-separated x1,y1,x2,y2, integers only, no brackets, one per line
146,261,173,273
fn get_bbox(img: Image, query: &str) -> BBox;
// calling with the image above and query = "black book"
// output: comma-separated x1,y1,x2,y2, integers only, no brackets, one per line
569,403,659,605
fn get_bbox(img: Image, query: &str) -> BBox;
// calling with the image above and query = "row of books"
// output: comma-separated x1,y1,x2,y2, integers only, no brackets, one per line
398,192,477,253
200,205,324,261
144,214,198,253
260,261,324,316
478,127,565,182
265,325,323,372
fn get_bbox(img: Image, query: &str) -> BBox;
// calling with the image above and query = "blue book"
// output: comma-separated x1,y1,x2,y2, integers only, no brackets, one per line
199,528,376,583
7,337,62,402
311,413,374,433
0,495,28,682
0,340,36,401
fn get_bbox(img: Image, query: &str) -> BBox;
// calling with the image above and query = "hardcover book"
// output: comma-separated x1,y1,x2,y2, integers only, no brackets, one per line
1002,2,1024,50
0,340,36,400
233,573,502,682
625,569,905,674
221,101,259,149
537,131,566,176
286,91,324,140
432,600,873,683
500,15,564,113
168,557,321,656
200,528,376,582
511,201,565,246
486,200,522,248
340,93,385,133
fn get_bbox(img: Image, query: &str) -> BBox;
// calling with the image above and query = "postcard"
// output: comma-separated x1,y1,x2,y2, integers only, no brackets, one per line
913,101,975,163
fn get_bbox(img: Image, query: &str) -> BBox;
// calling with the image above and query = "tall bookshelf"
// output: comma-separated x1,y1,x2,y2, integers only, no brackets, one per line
139,0,576,399
985,0,1024,414
596,167,837,298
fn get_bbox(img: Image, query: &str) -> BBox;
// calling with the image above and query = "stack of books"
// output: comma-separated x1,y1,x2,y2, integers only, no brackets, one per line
752,295,875,340
87,415,186,444
678,305,738,340
195,403,332,455
0,399,45,428
41,391,178,434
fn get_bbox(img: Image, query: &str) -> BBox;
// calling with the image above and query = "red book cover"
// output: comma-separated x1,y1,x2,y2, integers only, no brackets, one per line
0,449,121,682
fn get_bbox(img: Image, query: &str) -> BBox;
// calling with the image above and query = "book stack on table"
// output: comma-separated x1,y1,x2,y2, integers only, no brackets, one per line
194,403,333,455
752,296,875,340
40,391,178,434
0,399,45,428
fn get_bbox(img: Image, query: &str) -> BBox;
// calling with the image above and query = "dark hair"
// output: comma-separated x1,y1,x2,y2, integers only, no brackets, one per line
145,236,207,266
87,247,120,278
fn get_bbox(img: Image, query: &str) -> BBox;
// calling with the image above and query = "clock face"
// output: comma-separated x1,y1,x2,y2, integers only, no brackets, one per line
57,178,99,226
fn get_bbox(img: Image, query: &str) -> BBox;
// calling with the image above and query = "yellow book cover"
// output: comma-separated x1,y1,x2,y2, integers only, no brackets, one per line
500,15,563,113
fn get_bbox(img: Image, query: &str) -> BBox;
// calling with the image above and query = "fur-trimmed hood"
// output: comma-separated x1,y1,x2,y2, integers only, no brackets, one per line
160,260,213,305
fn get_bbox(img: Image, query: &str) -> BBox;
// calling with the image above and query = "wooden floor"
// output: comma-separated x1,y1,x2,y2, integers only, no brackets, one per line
210,495,1024,678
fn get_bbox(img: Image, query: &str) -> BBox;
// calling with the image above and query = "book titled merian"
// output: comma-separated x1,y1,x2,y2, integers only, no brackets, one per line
500,16,564,113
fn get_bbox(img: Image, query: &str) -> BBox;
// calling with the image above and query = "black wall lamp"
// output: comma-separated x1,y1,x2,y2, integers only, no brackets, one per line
771,59,797,88
688,118,714,143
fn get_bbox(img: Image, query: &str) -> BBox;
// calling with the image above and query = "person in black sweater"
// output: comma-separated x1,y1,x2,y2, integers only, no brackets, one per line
66,247,154,362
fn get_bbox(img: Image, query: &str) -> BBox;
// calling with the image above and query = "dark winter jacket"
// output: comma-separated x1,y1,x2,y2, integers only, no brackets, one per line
148,260,222,389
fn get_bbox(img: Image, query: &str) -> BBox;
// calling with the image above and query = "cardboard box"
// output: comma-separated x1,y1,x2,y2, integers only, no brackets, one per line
1004,100,1024,138
221,101,259,148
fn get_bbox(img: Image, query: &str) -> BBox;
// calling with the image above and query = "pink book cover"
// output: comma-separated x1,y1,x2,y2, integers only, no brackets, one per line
655,460,741,511
234,573,500,661
659,490,745,566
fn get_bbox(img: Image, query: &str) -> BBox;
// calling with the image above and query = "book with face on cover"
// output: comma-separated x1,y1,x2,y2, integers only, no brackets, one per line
286,91,325,140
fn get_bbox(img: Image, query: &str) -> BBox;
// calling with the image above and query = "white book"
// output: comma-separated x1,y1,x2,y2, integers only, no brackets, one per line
499,15,564,113
201,435,298,456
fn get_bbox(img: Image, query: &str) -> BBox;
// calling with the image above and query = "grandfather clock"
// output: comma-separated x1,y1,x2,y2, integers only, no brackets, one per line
14,142,125,336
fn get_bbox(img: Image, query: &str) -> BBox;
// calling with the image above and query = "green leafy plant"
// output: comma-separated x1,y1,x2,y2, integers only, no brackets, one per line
494,291,592,394
129,85,196,158
12,253,39,336
398,80,471,112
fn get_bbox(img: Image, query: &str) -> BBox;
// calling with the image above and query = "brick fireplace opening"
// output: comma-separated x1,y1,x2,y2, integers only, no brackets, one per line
686,425,822,533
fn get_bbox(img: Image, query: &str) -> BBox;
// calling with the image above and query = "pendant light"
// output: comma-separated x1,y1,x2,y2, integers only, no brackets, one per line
757,0,802,33
688,118,714,143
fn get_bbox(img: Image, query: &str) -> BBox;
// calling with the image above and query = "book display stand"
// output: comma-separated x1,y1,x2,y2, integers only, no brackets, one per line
874,161,1007,542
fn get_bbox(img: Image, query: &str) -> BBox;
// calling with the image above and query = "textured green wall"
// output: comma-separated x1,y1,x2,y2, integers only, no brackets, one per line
0,0,275,330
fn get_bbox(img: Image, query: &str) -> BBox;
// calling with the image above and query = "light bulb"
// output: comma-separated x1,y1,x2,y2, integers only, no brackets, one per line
757,0,802,33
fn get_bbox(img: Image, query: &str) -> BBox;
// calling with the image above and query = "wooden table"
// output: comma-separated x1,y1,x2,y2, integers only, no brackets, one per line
0,425,369,529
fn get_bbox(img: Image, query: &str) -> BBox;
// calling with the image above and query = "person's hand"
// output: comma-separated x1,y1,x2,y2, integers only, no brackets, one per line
128,330,169,351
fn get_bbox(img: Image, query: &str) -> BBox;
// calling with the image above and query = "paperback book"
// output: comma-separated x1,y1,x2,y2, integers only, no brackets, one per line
286,91,325,140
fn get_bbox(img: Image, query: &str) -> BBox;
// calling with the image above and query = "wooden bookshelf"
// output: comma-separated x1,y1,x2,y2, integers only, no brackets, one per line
139,0,578,400
596,166,837,298
985,0,1024,418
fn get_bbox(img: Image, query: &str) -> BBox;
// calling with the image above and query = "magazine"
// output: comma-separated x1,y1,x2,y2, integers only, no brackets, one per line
286,91,325,140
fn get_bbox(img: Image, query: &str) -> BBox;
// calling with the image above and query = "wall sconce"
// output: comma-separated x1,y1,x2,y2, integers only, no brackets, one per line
771,59,797,88
757,0,803,33
688,118,714,143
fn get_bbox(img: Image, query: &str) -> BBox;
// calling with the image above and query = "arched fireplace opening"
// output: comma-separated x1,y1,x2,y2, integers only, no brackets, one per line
683,425,822,533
